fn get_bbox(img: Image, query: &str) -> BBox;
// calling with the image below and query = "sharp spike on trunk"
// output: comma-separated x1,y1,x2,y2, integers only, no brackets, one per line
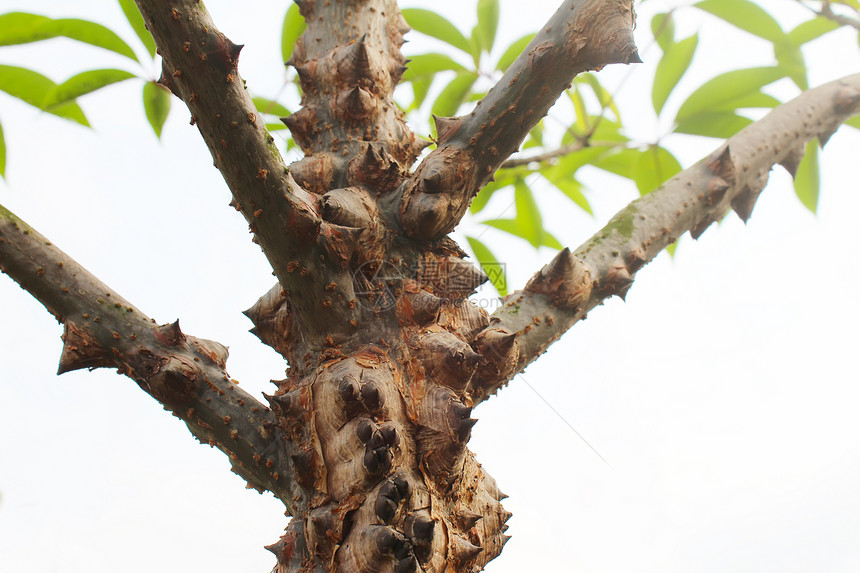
339,86,377,121
690,216,717,240
318,221,362,264
289,154,337,194
732,170,769,223
401,281,444,325
473,327,519,386
411,330,480,391
264,389,305,418
523,248,592,309
155,320,184,345
433,115,463,144
282,107,318,151
604,263,634,299
57,321,111,374
778,144,806,178
455,507,484,529
818,128,837,147
322,187,375,228
451,535,482,564
731,187,759,223
706,145,736,184
706,176,731,206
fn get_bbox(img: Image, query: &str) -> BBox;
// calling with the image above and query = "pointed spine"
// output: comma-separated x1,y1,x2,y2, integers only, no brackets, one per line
523,248,592,309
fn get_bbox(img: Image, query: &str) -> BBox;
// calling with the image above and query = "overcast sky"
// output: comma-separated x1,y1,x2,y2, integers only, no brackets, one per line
1,1,860,572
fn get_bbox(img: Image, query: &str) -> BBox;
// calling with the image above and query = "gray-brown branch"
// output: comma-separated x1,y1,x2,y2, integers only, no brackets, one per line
397,0,639,240
134,0,359,340
473,73,860,404
818,0,860,31
0,204,312,514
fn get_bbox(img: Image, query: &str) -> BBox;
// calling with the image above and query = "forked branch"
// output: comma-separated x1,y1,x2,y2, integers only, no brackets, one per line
473,73,860,403
134,0,359,339
0,204,312,513
398,0,639,240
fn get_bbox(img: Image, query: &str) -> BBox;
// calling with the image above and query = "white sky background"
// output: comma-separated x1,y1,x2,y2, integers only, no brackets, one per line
0,0,859,571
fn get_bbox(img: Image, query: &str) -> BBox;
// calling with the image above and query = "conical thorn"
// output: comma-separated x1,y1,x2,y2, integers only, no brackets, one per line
706,145,736,184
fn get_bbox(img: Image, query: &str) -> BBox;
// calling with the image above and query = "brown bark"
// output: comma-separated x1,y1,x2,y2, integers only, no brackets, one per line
2,0,857,571
396,0,639,240
131,0,634,570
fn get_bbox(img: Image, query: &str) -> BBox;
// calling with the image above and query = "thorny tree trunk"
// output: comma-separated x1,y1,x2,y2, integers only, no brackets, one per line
0,0,858,572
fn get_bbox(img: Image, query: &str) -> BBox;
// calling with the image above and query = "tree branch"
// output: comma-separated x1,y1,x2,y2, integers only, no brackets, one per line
0,204,312,514
134,0,359,341
396,0,639,240
501,138,624,169
472,73,860,404
818,0,860,31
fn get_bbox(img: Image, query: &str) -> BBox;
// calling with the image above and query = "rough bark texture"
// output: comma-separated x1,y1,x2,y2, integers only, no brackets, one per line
1,0,858,571
480,73,860,403
0,205,312,514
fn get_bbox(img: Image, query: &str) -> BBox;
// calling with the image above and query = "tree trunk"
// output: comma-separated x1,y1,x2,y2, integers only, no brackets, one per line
1,0,858,571
131,0,637,570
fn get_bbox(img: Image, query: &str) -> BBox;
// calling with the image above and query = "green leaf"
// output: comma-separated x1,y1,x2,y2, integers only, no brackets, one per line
845,115,860,130
0,65,88,125
675,67,786,122
675,111,753,138
514,179,542,248
281,3,306,64
568,87,587,132
541,231,564,250
0,119,5,178
579,73,621,121
0,13,140,63
695,0,785,43
143,80,171,138
253,96,290,118
523,121,544,150
44,69,135,109
591,147,638,179
476,0,499,53
589,118,629,142
470,182,503,214
265,122,288,132
549,176,592,214
794,139,820,213
470,169,526,214
652,33,698,115
545,146,610,181
431,72,478,119
496,33,534,71
117,0,156,57
466,236,507,296
0,12,51,45
402,53,467,81
711,90,782,110
634,146,682,196
411,77,434,110
401,9,472,54
651,12,675,52
787,17,840,45
482,218,522,237
775,42,808,90
468,25,483,64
